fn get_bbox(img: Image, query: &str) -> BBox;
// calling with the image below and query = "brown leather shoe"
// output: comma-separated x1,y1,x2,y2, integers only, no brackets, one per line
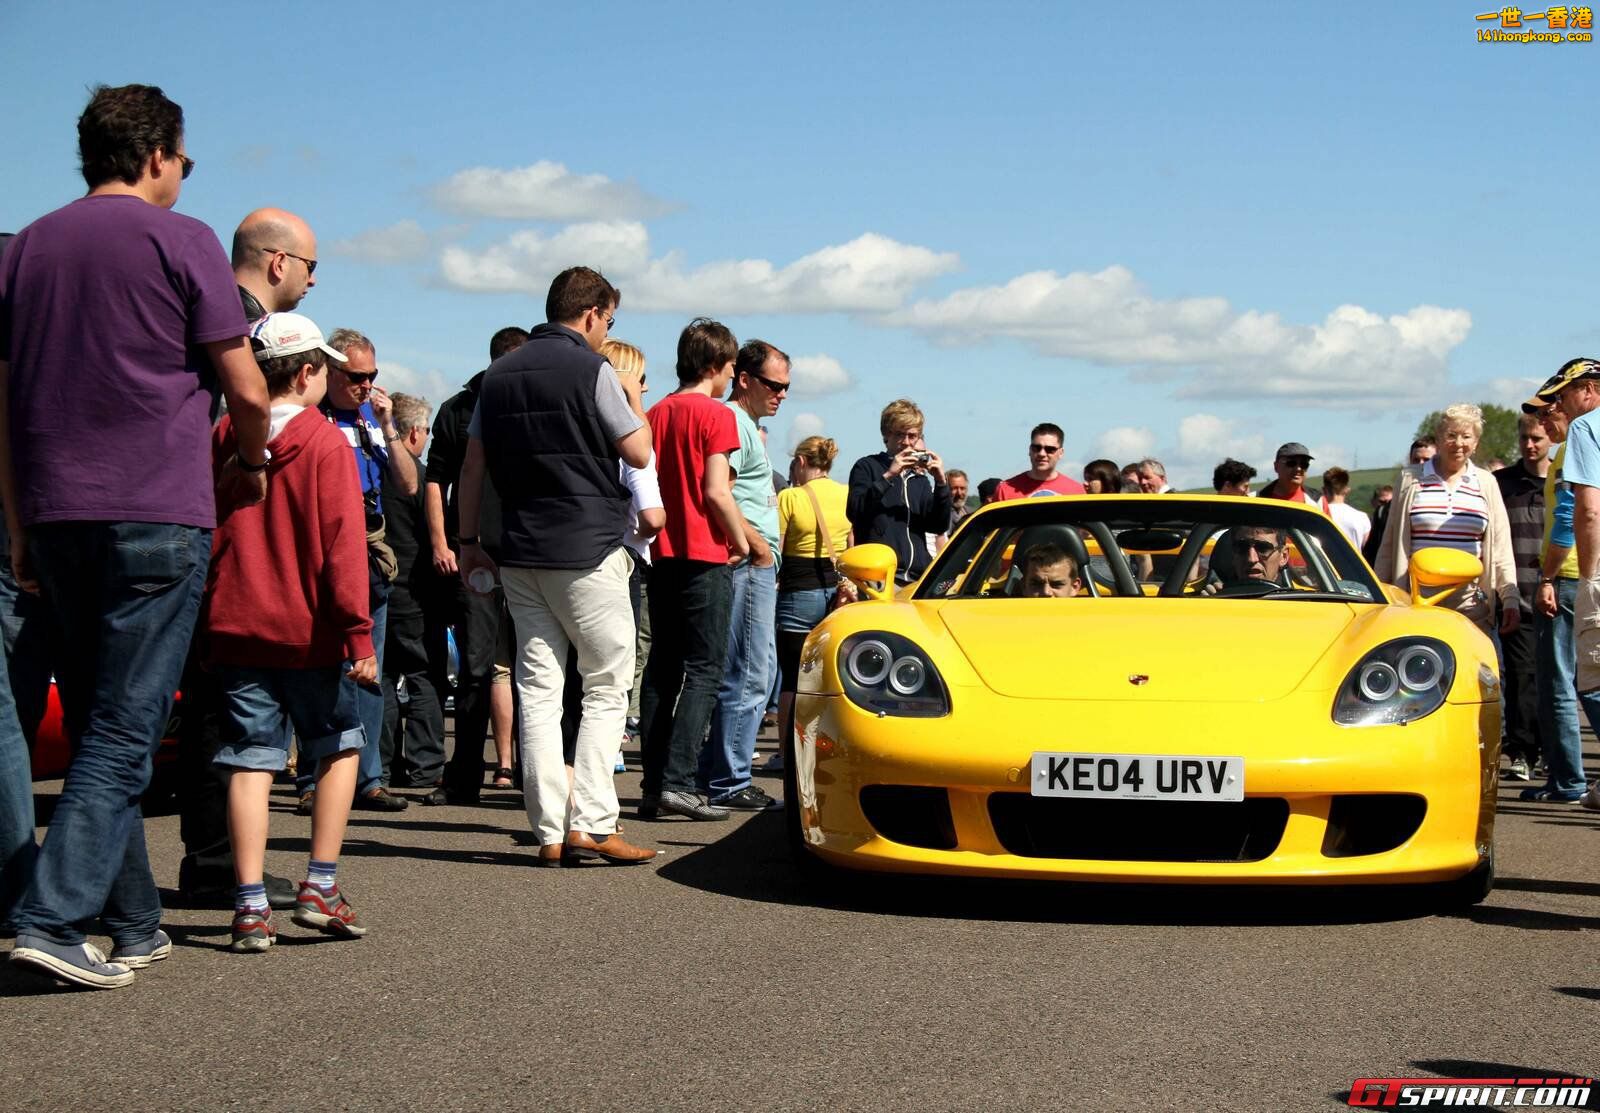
562,830,658,866
534,843,563,868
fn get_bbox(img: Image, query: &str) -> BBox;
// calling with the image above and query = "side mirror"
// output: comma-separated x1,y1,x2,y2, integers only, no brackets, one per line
838,543,897,603
1408,547,1484,608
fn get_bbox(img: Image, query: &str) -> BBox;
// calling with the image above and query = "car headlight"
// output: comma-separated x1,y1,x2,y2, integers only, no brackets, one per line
838,632,949,717
1332,638,1455,727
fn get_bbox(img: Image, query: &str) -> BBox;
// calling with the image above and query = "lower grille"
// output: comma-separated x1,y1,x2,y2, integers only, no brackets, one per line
1321,794,1426,857
860,785,958,850
988,794,1289,862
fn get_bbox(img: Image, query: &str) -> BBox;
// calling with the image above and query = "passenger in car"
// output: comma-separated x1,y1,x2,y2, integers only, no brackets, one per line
1019,543,1084,598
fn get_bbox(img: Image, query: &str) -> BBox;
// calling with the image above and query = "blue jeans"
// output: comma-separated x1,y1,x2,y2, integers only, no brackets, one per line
0,514,50,744
1535,578,1596,794
297,596,386,796
702,560,776,799
12,522,208,946
0,621,34,930
639,559,732,798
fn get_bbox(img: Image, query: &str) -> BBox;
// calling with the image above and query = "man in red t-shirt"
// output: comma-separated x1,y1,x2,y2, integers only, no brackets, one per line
994,422,1085,500
637,318,751,822
1256,441,1322,505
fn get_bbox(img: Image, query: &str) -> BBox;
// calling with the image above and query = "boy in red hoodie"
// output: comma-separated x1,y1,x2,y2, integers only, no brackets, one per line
205,312,377,952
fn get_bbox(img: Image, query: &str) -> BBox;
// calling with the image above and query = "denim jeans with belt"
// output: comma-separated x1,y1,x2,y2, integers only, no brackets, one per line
1534,577,1597,794
702,560,777,800
12,521,208,946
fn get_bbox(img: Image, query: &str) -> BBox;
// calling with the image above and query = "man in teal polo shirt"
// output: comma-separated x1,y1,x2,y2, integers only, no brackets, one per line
701,340,789,810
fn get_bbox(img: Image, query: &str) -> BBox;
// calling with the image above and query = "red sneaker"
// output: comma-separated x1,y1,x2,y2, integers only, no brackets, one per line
291,883,368,938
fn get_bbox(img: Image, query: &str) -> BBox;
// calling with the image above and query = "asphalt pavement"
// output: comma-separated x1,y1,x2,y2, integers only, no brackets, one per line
4,732,1598,1113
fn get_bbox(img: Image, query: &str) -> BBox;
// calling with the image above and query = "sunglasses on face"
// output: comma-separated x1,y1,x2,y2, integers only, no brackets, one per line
749,372,790,394
340,369,378,386
1240,538,1282,558
1029,443,1062,454
1279,457,1311,469
259,246,317,275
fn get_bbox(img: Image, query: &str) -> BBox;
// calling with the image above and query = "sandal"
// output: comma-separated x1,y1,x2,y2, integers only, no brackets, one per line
492,766,515,789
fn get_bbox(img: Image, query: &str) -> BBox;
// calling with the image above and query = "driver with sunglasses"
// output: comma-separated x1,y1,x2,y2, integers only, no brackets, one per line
1203,525,1290,594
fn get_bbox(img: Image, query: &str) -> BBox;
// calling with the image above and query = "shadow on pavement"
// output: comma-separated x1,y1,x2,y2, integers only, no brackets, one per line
1461,905,1600,932
265,835,532,870
658,811,1443,926
1495,876,1600,899
1555,986,1600,1002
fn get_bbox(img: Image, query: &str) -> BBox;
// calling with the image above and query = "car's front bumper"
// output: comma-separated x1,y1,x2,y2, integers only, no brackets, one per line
791,691,1497,885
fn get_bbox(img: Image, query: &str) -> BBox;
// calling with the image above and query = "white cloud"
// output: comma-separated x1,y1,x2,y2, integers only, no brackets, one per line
884,264,1472,409
437,225,959,315
788,354,853,399
375,360,459,413
332,219,432,264
1175,413,1266,467
1091,425,1156,462
786,412,827,454
431,161,677,221
439,222,651,293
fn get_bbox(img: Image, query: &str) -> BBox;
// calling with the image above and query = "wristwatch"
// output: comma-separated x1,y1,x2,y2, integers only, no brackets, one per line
459,535,481,547
1539,576,1557,586
237,449,271,473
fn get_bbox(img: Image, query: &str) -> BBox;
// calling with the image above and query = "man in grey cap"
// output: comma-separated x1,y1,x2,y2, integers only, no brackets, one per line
1257,442,1320,504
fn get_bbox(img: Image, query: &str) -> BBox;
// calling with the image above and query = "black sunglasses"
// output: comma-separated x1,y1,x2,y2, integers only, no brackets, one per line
340,369,378,385
176,154,195,179
1028,443,1062,454
1240,538,1282,558
261,246,318,275
749,371,790,394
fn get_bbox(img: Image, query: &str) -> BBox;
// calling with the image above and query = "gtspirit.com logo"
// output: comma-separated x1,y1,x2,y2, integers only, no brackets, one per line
1348,1077,1593,1107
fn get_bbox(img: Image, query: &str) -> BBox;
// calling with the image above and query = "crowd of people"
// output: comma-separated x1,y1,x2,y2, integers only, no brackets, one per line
0,84,1596,992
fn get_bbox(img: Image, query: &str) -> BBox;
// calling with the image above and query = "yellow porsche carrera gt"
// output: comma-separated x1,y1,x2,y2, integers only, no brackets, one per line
783,495,1500,906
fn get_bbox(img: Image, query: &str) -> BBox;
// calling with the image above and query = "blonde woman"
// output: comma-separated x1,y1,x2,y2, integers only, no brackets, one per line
1375,403,1519,635
769,436,853,771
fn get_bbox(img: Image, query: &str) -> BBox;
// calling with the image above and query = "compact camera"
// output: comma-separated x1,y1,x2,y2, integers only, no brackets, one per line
912,451,933,467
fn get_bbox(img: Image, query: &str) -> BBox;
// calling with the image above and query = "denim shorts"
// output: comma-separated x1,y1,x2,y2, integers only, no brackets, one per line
214,665,366,772
775,587,831,634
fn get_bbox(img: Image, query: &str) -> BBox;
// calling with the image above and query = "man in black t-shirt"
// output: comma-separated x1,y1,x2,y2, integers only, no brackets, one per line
421,327,527,805
381,394,445,788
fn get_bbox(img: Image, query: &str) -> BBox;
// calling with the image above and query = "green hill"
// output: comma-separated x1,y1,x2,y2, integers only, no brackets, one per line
1181,465,1405,509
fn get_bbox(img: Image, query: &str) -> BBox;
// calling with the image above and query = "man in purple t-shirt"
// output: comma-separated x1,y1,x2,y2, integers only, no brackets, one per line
0,84,271,990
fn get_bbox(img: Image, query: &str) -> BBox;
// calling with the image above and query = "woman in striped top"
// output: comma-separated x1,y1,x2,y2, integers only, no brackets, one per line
1375,403,1519,635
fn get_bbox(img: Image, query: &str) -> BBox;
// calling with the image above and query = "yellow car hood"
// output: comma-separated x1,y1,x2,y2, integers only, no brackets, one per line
937,598,1363,701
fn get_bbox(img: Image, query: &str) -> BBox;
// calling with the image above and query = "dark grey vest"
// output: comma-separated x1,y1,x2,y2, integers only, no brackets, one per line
479,323,629,569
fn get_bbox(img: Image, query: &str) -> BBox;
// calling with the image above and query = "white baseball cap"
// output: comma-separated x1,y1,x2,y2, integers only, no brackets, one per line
249,312,347,363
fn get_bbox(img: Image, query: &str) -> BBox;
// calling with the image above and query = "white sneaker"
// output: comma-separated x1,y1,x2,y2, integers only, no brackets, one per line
1581,782,1600,812
760,751,785,773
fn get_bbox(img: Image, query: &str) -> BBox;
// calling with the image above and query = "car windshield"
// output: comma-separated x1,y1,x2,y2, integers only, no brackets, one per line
918,497,1382,603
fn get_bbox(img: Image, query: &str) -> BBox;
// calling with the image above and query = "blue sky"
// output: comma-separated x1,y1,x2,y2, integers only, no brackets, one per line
3,2,1595,488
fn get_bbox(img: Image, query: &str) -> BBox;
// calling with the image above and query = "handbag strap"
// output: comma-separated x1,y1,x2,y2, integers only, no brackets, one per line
803,482,837,565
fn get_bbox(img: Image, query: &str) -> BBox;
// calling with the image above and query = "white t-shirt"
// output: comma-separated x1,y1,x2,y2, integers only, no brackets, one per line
621,451,664,563
1326,500,1372,551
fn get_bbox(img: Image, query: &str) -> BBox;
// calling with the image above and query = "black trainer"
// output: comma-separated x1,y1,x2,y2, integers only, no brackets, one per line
710,785,780,811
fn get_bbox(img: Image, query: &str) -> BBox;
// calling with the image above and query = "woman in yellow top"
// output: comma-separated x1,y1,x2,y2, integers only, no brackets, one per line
769,436,853,771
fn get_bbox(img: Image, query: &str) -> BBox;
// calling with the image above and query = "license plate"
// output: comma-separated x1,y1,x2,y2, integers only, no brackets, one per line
1030,752,1244,802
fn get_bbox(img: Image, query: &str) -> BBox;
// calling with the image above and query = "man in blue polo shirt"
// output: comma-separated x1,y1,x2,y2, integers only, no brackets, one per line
296,328,418,814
